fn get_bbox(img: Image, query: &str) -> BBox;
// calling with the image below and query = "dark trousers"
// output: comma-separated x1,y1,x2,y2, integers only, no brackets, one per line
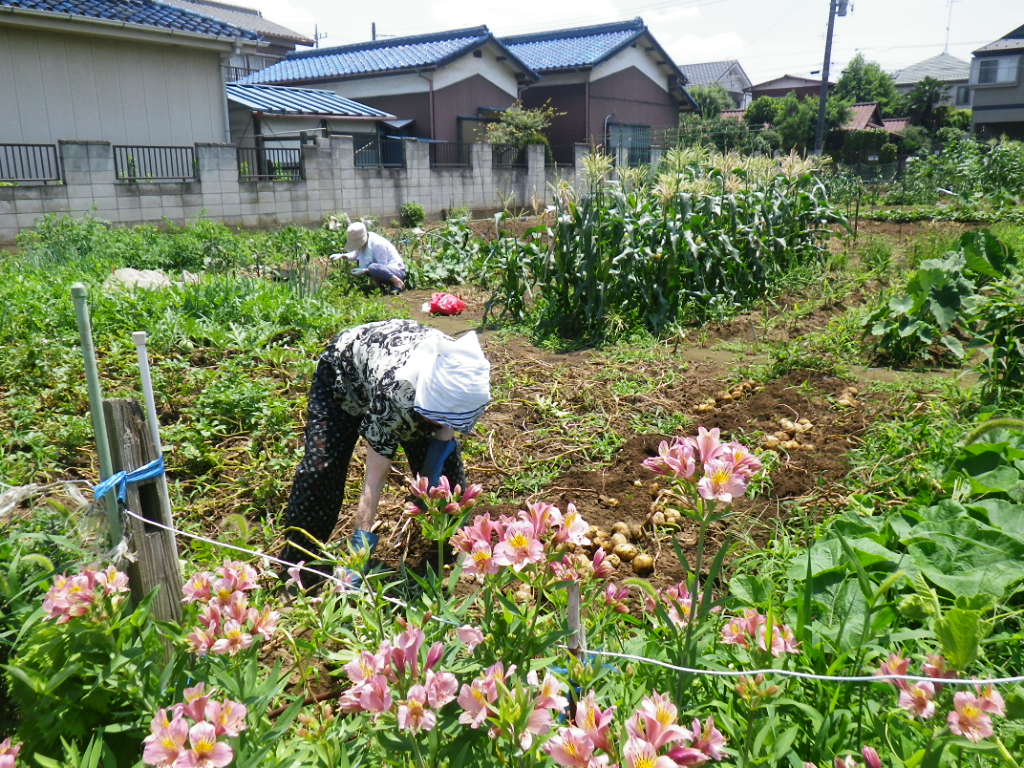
281,357,465,567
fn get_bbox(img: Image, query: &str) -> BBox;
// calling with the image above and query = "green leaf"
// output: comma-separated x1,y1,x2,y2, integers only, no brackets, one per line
940,334,964,358
888,294,914,314
934,606,989,669
729,573,771,606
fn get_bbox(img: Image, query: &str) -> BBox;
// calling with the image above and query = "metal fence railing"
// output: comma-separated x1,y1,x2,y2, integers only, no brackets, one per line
236,146,304,182
114,145,198,182
492,144,526,169
353,134,406,169
546,144,578,168
0,143,62,184
429,141,470,168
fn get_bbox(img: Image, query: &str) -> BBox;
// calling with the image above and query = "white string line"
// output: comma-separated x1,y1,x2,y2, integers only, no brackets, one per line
122,509,1024,688
118,507,458,626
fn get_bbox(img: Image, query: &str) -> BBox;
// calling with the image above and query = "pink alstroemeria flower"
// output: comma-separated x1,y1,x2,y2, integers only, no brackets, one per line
205,699,248,738
95,564,130,595
642,438,697,480
948,691,994,743
604,583,630,613
545,727,596,768
627,692,690,749
878,653,910,689
0,738,22,768
493,522,545,571
697,459,748,503
398,685,437,733
624,737,676,768
692,427,727,464
521,501,562,538
179,684,209,723
408,474,431,500
574,690,616,752
862,746,883,768
898,681,936,720
425,670,459,709
181,722,233,768
359,674,393,714
722,441,762,478
555,503,591,546
210,621,253,655
457,625,484,651
591,548,615,579
834,757,857,768
142,711,188,767
528,670,569,711
464,541,500,577
690,716,727,760
976,684,1006,716
457,679,496,729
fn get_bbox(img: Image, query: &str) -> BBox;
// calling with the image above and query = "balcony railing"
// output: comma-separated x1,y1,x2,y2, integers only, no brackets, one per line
429,141,470,168
0,143,62,184
353,134,407,168
237,146,304,182
114,145,198,182
492,144,526,169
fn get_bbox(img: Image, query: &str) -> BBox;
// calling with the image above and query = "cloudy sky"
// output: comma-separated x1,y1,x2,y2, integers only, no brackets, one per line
255,0,1018,83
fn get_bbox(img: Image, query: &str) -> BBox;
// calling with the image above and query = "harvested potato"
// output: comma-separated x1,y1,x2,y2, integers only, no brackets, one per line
800,442,816,450
650,511,666,526
781,439,801,450
774,430,791,441
797,417,811,426
632,553,654,576
611,522,630,536
633,479,644,487
599,495,620,508
779,418,797,431
628,522,644,539
613,543,638,562
763,435,781,448
610,532,629,548
836,397,854,407
607,553,622,568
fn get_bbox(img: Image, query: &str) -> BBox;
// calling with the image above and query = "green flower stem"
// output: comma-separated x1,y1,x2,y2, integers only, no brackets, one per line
995,737,1021,768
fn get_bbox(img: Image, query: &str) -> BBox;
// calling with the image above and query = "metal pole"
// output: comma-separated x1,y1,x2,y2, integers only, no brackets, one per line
132,331,175,528
813,0,838,156
71,283,122,543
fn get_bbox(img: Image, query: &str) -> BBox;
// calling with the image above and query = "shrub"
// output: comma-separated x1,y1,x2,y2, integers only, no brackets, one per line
399,202,426,229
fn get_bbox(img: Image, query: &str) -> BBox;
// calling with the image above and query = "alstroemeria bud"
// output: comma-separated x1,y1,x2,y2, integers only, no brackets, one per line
426,642,444,671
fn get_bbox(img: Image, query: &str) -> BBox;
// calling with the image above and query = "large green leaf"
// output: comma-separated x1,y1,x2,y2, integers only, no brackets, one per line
934,606,990,669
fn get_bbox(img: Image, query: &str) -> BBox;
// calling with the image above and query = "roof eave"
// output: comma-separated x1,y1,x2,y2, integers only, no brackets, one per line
251,63,442,86
252,110,391,120
0,4,259,48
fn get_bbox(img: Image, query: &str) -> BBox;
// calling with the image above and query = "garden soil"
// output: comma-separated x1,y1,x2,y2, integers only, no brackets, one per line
369,289,890,592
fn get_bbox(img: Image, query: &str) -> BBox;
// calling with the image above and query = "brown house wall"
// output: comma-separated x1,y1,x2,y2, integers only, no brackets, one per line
433,74,517,142
750,85,823,100
588,66,680,144
355,92,432,138
520,82,588,152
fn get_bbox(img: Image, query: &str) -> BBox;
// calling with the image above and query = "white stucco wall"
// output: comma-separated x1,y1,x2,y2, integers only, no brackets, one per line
590,38,669,92
0,24,227,145
320,73,430,99
433,41,521,96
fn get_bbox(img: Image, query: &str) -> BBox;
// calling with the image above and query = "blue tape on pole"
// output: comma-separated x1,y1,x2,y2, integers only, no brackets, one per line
92,455,166,504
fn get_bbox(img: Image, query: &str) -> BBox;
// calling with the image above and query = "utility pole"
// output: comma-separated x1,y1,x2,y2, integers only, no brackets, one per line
813,0,848,155
372,22,377,41
313,24,327,48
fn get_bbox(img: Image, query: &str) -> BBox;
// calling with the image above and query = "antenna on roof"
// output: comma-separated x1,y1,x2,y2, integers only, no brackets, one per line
943,0,955,53
314,24,328,48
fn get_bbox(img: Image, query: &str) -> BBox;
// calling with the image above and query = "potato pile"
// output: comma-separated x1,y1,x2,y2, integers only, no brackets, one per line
588,520,655,576
694,379,762,413
761,417,815,451
835,385,859,408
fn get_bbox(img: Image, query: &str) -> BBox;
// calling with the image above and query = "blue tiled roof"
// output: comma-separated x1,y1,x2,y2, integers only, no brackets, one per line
241,26,496,84
501,18,645,71
0,0,258,39
226,83,395,118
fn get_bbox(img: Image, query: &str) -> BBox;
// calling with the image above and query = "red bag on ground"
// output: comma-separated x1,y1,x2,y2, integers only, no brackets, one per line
429,292,467,316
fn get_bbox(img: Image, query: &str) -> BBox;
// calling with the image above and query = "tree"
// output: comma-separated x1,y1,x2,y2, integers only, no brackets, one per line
905,77,950,132
745,96,779,127
675,113,777,154
834,53,902,116
485,101,563,148
688,84,734,119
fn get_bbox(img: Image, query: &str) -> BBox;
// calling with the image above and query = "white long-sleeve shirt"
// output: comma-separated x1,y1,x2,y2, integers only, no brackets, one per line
353,232,406,272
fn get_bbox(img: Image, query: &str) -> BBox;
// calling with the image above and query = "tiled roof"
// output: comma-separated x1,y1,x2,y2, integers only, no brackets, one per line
882,117,910,135
0,0,257,39
719,108,746,121
501,18,645,71
750,74,829,89
843,102,884,131
162,0,312,44
226,82,394,118
240,26,525,84
678,60,738,87
892,52,969,85
975,24,1024,54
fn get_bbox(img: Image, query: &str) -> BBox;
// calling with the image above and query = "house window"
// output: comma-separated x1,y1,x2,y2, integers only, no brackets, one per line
607,122,652,167
955,85,970,106
976,56,1019,85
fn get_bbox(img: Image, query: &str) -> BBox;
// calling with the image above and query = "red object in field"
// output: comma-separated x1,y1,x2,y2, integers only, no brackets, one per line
429,292,467,316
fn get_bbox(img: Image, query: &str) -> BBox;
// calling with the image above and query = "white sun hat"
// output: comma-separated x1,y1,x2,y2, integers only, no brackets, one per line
401,331,491,433
345,221,369,252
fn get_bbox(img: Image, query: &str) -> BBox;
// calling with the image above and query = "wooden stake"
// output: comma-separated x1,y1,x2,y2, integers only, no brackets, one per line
567,582,587,655
103,398,183,623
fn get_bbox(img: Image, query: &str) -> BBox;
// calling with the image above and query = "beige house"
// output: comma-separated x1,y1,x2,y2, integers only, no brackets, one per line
892,52,971,109
970,24,1024,139
0,0,302,146
678,59,753,107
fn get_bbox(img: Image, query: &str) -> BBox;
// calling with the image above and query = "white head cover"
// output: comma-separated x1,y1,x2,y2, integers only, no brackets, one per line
345,221,369,252
401,331,491,432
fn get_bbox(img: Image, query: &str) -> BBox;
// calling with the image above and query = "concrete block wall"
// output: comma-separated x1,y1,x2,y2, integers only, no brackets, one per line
0,137,586,244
